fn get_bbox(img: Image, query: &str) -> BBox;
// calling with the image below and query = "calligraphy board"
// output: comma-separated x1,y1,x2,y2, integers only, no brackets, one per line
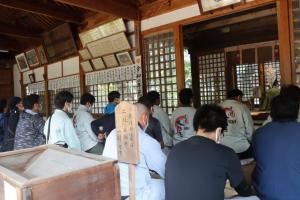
115,101,139,164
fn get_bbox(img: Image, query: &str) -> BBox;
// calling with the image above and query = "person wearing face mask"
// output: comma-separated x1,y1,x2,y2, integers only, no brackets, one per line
2,96,24,152
74,93,103,154
138,96,164,148
44,91,81,150
103,103,166,200
165,105,255,200
220,89,254,159
14,94,45,150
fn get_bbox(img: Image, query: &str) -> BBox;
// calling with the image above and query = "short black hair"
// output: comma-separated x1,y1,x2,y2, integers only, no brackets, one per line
23,94,39,110
193,104,227,133
108,91,120,102
6,96,22,114
179,88,193,105
54,91,73,109
146,91,160,104
138,96,153,110
0,99,7,113
280,84,300,102
227,89,243,98
80,93,95,105
270,95,299,122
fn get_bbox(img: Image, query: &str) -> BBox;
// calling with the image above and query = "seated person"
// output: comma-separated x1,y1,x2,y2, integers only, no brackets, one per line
103,103,166,200
91,91,120,141
104,91,120,114
262,79,280,111
14,94,45,150
171,88,196,145
165,105,254,200
74,93,103,154
138,96,164,148
263,84,300,125
253,95,300,199
220,89,254,159
147,91,173,149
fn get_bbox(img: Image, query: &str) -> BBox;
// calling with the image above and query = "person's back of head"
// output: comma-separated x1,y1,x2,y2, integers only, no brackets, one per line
6,96,22,114
54,91,73,110
227,89,243,102
280,84,300,102
270,95,299,122
108,91,120,104
0,99,7,113
146,91,160,106
179,88,193,106
135,103,150,130
80,93,95,106
23,94,40,112
138,96,153,110
193,105,227,133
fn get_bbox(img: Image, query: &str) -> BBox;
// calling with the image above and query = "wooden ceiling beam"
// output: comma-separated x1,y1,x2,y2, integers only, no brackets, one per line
0,37,24,52
0,0,81,24
0,23,42,40
139,0,196,19
55,0,139,20
190,7,277,32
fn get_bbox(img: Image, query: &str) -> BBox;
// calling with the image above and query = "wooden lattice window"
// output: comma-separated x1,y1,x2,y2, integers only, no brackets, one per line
198,52,226,105
144,31,178,115
49,87,80,114
236,64,260,100
86,80,138,114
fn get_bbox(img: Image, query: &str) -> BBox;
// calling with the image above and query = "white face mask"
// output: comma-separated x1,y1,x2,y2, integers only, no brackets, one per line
67,104,73,113
215,127,222,144
143,122,149,132
215,132,220,144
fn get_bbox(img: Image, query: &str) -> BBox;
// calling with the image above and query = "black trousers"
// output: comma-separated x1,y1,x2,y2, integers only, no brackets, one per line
237,144,253,160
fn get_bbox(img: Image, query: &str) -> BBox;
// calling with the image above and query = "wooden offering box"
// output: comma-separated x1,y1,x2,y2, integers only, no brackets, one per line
0,145,120,200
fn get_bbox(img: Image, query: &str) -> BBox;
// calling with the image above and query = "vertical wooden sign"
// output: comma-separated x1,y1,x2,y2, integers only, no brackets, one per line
115,101,139,200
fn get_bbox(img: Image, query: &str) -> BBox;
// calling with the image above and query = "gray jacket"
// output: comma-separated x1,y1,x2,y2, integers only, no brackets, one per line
14,110,45,150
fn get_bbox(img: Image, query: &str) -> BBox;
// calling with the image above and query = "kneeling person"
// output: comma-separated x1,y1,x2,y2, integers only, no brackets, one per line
165,105,253,200
103,103,166,200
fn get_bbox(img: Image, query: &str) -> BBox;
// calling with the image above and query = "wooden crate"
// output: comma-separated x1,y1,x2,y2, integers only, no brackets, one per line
0,145,120,200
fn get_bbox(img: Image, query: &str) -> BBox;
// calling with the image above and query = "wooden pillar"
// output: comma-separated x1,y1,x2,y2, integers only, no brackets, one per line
190,49,200,108
174,25,185,92
44,66,50,117
277,0,294,84
79,67,85,95
134,20,146,96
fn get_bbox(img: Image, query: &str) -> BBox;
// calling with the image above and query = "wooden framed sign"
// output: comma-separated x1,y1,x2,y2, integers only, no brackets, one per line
198,0,242,13
115,101,139,164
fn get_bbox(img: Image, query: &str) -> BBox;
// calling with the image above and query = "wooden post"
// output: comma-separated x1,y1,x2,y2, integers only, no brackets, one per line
79,67,85,95
115,102,139,200
44,65,50,117
135,21,147,96
174,25,185,93
277,0,294,84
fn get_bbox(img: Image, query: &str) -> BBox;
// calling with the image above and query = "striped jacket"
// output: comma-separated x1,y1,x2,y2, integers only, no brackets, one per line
14,110,45,150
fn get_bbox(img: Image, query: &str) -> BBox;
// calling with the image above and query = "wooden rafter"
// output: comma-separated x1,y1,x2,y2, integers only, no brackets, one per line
0,37,24,51
0,23,42,40
55,0,139,20
185,7,277,34
139,0,196,19
0,0,82,24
